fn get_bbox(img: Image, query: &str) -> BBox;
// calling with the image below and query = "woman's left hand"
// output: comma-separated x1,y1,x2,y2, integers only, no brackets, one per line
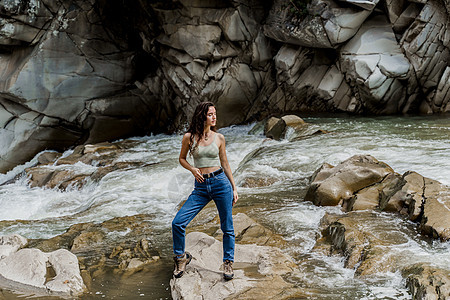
232,190,238,206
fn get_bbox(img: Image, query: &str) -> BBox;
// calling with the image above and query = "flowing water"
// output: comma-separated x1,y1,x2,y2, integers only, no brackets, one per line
0,115,449,299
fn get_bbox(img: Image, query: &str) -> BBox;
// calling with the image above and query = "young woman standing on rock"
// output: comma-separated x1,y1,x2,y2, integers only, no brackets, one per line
172,101,238,280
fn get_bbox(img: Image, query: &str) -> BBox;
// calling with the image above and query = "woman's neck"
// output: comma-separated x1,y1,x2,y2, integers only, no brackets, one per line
202,126,212,141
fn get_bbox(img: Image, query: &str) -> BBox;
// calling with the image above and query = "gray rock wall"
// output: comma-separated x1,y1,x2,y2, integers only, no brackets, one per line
0,0,449,172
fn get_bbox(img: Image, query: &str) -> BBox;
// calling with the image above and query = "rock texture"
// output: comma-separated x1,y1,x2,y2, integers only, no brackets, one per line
171,212,318,299
314,212,450,299
262,114,328,141
24,139,154,190
403,264,450,300
170,231,308,300
28,214,160,289
0,0,158,173
306,155,450,241
1,0,450,172
0,234,85,297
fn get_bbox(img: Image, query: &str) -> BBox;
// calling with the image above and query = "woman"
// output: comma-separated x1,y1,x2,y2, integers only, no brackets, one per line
172,101,238,280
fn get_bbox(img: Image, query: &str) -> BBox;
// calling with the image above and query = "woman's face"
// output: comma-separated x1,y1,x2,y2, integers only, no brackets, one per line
205,106,216,127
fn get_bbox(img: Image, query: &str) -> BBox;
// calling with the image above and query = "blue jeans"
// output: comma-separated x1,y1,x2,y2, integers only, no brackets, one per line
172,171,235,262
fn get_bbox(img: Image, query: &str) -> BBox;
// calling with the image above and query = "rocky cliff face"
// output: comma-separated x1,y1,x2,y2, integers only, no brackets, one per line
0,0,449,172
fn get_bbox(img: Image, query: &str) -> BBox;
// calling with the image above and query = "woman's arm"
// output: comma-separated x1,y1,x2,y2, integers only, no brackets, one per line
179,133,204,182
218,133,238,206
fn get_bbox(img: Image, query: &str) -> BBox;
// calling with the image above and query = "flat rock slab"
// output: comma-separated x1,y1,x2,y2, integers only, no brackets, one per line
170,232,309,299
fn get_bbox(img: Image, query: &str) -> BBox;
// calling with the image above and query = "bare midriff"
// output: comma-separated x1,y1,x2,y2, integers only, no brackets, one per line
199,166,221,174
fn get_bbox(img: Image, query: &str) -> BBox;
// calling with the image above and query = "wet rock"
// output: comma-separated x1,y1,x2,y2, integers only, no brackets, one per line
37,152,62,165
344,172,403,212
240,176,279,188
0,235,86,297
390,171,425,220
402,264,450,300
29,215,160,285
307,155,450,241
264,115,305,140
315,211,406,276
261,114,327,141
315,212,450,297
170,232,310,300
305,155,394,206
25,140,149,190
0,234,27,260
312,206,450,299
420,181,450,241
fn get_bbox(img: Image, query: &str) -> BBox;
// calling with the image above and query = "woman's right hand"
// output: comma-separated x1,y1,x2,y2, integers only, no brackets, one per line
191,168,204,183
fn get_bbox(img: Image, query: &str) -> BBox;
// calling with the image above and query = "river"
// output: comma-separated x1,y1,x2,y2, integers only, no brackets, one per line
0,115,449,299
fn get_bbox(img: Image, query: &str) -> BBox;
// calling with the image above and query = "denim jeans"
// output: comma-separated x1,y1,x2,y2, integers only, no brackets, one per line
172,171,235,262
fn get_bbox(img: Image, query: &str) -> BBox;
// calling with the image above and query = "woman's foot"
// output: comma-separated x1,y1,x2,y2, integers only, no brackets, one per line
173,252,192,278
223,260,234,280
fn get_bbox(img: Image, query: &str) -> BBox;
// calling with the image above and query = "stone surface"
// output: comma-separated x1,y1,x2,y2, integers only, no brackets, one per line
262,114,327,141
0,0,157,173
170,232,308,300
28,214,160,287
315,212,450,299
420,180,450,241
305,155,394,206
340,14,411,114
264,0,378,48
0,234,27,260
401,0,450,113
25,140,148,190
0,241,86,297
1,0,450,174
403,264,450,300
316,211,405,275
307,155,450,241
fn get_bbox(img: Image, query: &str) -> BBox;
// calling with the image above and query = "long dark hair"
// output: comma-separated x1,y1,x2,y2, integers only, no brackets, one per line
187,101,216,156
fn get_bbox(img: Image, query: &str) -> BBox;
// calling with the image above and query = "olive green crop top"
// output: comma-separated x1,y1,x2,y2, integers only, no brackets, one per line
192,133,221,168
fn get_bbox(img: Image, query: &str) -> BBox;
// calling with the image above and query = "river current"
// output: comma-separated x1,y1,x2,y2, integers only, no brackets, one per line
0,115,449,299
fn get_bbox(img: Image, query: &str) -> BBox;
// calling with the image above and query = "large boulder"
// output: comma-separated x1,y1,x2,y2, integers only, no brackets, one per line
0,235,86,297
264,115,305,140
305,155,394,206
307,155,450,241
170,232,310,300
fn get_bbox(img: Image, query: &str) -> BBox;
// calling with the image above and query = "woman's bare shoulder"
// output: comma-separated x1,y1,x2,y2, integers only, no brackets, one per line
215,132,226,142
182,132,193,143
